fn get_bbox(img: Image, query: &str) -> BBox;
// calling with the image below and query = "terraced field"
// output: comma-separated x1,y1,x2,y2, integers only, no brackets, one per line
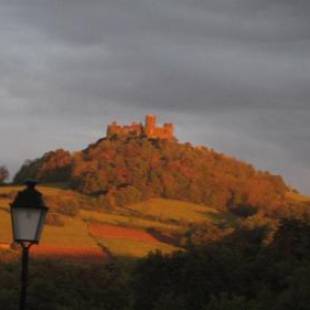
2,185,308,260
89,223,178,257
0,185,216,259
126,198,217,224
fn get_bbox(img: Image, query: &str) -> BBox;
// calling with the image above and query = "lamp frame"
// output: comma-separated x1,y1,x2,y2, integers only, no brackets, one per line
11,205,48,244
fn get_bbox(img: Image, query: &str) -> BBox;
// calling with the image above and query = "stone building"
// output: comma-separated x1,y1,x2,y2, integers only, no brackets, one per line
106,115,174,140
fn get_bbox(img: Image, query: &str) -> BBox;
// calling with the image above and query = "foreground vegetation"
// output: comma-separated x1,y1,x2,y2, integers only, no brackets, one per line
0,182,309,309
1,213,310,310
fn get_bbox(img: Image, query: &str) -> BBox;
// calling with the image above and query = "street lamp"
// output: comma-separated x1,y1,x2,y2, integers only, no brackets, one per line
10,180,48,310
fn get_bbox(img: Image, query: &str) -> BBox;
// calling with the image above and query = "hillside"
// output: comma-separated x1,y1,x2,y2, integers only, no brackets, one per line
1,187,310,310
0,185,218,258
14,135,289,216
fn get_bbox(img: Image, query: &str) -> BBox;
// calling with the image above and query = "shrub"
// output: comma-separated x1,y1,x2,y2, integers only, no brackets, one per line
57,199,79,217
45,213,65,227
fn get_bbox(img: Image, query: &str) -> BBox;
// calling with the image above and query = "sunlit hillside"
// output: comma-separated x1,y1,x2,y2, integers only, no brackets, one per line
14,136,289,215
0,185,218,259
286,191,310,204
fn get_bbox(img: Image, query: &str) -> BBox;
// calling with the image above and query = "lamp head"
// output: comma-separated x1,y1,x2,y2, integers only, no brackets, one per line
24,179,38,189
10,180,48,244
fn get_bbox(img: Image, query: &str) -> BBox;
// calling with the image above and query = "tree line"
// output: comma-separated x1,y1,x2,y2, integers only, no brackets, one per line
14,136,288,214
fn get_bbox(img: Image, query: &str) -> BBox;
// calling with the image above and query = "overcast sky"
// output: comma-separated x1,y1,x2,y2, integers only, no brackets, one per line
0,0,309,193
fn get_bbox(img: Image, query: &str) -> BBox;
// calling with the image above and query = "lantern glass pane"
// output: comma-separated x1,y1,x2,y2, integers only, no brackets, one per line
12,207,45,243
36,208,48,241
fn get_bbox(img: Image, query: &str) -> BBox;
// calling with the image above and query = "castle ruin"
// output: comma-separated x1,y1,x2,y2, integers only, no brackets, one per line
106,115,174,140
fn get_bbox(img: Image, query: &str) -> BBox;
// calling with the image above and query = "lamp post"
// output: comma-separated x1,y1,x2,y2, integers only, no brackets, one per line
10,180,48,310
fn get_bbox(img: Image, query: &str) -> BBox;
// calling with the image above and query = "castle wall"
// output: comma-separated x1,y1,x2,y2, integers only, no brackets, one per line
107,122,143,138
106,115,174,140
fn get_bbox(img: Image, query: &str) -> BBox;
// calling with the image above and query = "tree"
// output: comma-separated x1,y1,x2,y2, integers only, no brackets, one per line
0,166,9,184
13,136,288,211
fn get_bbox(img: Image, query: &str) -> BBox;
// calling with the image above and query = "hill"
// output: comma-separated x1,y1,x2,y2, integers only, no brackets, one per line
14,135,288,216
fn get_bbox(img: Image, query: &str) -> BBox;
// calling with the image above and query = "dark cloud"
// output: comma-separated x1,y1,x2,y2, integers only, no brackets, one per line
0,0,309,193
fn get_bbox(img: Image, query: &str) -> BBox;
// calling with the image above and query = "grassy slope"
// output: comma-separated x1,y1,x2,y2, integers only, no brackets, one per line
126,198,217,224
3,186,308,258
286,191,310,203
0,209,11,243
0,185,216,257
80,209,180,232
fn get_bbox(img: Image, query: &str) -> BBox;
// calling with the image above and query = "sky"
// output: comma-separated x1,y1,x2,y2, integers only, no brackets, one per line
0,0,309,194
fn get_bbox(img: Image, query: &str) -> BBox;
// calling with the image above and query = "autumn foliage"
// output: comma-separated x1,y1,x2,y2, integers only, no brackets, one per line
14,136,288,213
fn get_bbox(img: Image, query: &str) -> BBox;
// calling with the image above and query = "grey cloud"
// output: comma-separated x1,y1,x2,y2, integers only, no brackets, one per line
0,0,309,193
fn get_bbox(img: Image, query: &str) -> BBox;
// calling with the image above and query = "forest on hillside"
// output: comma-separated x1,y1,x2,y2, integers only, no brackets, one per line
14,137,288,216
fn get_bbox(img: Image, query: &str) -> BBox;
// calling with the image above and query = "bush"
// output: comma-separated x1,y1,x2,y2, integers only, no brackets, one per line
45,213,65,227
230,204,258,218
115,186,142,207
57,199,79,217
45,196,80,217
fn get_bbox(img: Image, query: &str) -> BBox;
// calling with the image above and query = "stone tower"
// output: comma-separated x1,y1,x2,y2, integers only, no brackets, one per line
145,114,156,137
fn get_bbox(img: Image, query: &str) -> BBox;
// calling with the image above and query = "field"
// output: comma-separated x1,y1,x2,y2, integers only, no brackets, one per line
80,208,180,232
4,185,308,260
89,223,178,257
0,185,214,259
126,198,217,224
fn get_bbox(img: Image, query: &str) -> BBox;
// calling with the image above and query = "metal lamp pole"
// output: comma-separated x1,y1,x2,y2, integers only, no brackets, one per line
20,243,32,310
10,180,48,310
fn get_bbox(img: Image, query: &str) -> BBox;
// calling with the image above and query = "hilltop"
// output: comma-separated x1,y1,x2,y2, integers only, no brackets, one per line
14,115,290,216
